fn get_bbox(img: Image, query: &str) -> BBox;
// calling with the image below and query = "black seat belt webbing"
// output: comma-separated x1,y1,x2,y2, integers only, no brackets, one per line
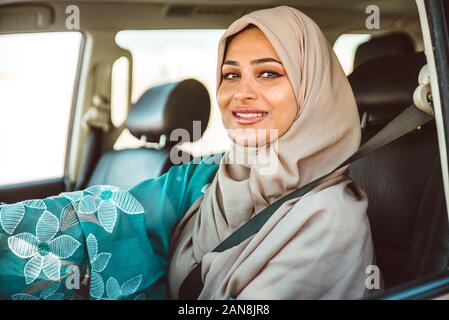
74,127,102,190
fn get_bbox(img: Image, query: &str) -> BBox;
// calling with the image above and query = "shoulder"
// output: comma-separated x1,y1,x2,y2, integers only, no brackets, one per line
161,153,222,214
132,153,222,189
169,153,222,183
293,176,370,238
180,153,222,201
302,175,367,212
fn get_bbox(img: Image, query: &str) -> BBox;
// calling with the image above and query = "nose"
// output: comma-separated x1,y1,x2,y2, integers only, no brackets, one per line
233,76,258,102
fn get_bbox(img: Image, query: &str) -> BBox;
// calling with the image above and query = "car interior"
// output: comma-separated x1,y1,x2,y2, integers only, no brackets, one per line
86,78,211,189
1,0,449,297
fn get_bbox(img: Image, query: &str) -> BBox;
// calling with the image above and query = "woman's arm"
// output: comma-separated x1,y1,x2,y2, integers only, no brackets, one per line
0,155,219,300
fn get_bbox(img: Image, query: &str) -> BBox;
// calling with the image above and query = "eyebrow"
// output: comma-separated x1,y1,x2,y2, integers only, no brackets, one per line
222,57,283,66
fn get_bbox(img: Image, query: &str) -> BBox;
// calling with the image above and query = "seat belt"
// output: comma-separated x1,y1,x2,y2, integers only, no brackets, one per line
74,94,111,191
178,104,434,300
74,127,102,190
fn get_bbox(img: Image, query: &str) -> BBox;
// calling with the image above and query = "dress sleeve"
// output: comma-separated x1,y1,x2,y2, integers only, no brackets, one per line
0,156,219,300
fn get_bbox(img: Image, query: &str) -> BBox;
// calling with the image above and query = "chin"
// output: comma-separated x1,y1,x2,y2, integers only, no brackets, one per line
229,130,272,147
224,120,279,147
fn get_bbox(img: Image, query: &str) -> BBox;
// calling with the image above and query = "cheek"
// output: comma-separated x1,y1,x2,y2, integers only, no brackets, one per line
217,85,232,112
266,85,297,132
264,83,294,109
217,86,236,129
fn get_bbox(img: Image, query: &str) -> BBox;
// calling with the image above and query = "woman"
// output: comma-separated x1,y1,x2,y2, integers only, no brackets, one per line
0,6,373,300
168,6,373,300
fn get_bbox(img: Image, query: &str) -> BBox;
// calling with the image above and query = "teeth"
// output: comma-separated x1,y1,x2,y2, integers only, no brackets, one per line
235,112,266,118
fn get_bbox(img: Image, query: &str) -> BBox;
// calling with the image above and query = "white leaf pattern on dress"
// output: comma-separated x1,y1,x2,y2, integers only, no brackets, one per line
36,211,59,242
7,233,39,258
134,293,146,300
12,293,39,300
111,191,144,214
40,280,61,298
121,274,143,297
85,234,112,300
97,200,118,233
61,191,84,203
49,235,81,259
0,198,48,234
22,200,47,210
0,203,25,235
85,185,104,197
12,281,64,300
86,233,98,259
61,186,144,233
42,253,61,281
106,274,143,300
7,211,81,284
59,204,79,232
77,195,101,214
90,271,105,299
92,253,111,273
106,277,122,300
24,255,43,284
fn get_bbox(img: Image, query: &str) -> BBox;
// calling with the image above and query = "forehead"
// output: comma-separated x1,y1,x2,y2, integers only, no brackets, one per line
224,27,280,60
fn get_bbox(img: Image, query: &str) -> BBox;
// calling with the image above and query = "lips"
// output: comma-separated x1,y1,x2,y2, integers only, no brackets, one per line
231,108,268,125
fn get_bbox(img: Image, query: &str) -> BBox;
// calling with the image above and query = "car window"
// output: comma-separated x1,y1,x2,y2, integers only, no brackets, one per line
115,29,230,157
111,56,130,128
333,33,372,75
0,32,82,186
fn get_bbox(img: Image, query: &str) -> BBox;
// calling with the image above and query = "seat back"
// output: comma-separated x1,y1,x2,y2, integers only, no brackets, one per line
88,78,211,189
348,52,449,287
353,32,415,69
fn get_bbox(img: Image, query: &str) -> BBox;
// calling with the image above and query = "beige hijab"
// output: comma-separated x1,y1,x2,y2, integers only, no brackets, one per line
168,6,374,299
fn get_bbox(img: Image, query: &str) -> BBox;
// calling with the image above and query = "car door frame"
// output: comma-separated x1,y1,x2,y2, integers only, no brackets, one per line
366,0,449,300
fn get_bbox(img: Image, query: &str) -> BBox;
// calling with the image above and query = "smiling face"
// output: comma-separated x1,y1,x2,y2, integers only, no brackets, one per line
218,26,298,146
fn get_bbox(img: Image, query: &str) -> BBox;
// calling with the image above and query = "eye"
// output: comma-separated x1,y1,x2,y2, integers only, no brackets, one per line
222,72,239,80
259,71,281,79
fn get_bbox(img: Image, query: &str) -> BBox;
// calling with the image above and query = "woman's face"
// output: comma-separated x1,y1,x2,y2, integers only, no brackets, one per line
218,27,298,146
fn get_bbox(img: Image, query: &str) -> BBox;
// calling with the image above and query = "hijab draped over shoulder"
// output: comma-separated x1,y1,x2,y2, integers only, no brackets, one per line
168,6,374,299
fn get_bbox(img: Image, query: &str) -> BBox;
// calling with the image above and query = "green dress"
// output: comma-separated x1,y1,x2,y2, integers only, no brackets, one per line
0,155,220,300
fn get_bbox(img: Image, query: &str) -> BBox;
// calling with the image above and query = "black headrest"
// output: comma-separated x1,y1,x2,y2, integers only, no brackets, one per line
349,52,426,127
126,79,210,145
354,32,415,69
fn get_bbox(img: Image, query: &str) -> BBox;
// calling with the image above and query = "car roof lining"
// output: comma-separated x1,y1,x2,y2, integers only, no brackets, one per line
0,0,422,45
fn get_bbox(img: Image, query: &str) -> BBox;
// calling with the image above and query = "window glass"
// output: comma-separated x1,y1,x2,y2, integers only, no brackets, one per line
0,32,82,186
115,30,229,156
333,34,372,75
111,56,130,127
